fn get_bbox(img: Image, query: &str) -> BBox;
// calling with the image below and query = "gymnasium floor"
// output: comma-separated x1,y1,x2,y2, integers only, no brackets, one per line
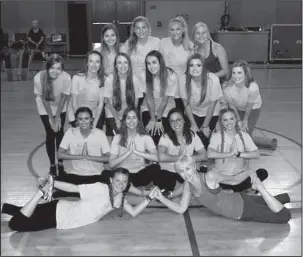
1,66,302,256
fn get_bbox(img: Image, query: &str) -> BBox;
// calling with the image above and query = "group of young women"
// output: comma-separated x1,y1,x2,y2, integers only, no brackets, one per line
2,15,290,233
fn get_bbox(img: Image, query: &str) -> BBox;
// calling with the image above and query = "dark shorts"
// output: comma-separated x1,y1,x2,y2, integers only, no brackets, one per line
28,41,45,51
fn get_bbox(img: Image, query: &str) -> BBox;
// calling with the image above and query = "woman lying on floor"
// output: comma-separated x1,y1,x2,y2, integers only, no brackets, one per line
152,154,291,224
2,168,157,232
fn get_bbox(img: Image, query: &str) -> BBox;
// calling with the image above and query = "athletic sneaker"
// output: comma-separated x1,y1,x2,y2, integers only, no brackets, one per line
39,175,54,201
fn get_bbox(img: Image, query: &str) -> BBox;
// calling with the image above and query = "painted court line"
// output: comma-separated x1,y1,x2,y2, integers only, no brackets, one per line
183,210,200,256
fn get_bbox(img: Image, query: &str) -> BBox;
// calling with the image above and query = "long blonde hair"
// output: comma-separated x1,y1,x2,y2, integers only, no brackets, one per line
127,16,151,55
169,16,193,52
192,22,214,53
175,154,196,173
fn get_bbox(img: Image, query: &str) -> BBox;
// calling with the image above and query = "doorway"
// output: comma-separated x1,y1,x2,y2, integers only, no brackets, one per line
91,0,145,46
68,2,89,56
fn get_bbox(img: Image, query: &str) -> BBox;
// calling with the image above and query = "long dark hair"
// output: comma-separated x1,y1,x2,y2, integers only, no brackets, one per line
119,106,147,147
112,52,136,111
185,53,209,105
78,50,105,88
219,107,247,152
145,50,174,98
41,54,64,101
100,23,120,55
165,108,194,146
108,167,130,217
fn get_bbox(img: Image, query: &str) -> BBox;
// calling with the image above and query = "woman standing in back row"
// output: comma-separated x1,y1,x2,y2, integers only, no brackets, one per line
94,23,120,76
159,16,194,112
192,22,229,84
121,16,160,76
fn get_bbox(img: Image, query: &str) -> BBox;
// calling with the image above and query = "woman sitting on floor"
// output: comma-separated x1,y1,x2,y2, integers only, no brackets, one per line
2,168,158,232
208,107,268,192
157,107,207,196
109,106,161,191
153,154,291,224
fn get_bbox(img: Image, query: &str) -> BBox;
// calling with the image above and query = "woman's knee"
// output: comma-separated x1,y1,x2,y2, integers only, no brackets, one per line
278,208,291,223
8,217,24,232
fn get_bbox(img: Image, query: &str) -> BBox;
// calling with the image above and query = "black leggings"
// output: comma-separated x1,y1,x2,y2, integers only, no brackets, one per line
40,113,66,165
220,168,268,192
155,169,185,191
129,164,161,188
193,114,218,149
53,170,113,198
240,193,291,223
3,201,58,232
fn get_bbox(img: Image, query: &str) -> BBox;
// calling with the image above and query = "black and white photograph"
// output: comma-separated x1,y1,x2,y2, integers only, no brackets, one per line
1,0,301,255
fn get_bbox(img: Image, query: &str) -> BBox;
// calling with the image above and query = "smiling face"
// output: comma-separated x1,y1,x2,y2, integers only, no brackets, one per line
125,110,139,129
169,21,184,41
194,26,209,44
221,111,237,131
110,172,129,194
76,111,92,131
48,62,62,79
116,55,129,74
232,66,246,84
103,29,117,46
134,20,149,39
169,112,184,132
176,164,196,182
189,58,203,77
87,53,101,74
146,55,160,75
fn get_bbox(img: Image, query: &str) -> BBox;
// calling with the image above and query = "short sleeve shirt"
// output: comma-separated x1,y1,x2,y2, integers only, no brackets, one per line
141,71,178,117
158,132,204,172
59,127,110,175
104,74,143,119
110,133,156,173
34,71,71,115
223,82,262,111
179,73,223,117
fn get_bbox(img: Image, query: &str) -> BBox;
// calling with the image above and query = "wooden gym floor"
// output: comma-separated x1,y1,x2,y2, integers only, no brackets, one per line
1,66,302,256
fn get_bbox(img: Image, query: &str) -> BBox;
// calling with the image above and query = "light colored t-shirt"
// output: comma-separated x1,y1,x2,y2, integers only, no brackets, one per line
120,36,160,75
159,37,193,76
95,45,117,75
59,127,110,176
179,73,223,117
208,131,258,175
110,133,156,173
104,74,144,119
34,71,71,115
158,132,204,173
141,71,178,117
56,183,124,229
69,74,104,120
222,82,262,111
